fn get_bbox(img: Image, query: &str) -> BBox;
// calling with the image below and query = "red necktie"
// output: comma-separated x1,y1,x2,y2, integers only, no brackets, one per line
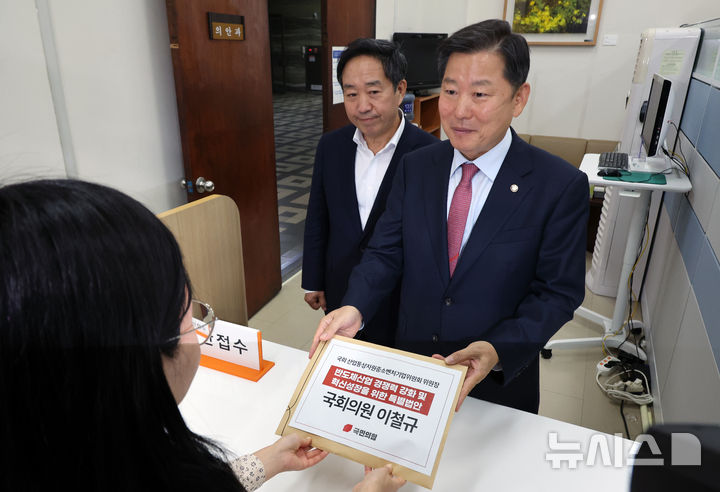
448,163,479,277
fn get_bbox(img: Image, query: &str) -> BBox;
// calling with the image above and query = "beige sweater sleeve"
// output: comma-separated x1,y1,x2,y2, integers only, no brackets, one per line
229,454,266,491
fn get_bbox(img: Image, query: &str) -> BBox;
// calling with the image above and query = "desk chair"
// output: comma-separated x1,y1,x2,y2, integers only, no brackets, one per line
158,195,248,325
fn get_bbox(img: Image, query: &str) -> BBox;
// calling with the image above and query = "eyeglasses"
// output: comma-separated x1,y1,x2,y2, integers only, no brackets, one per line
167,299,216,346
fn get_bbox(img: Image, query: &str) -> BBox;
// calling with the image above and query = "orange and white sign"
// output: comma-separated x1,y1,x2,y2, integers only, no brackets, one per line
199,320,274,381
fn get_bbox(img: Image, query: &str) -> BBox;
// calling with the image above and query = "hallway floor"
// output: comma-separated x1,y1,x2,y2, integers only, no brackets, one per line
272,90,322,281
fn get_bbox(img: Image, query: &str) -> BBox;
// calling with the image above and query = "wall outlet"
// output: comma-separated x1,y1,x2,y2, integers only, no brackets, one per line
603,34,618,46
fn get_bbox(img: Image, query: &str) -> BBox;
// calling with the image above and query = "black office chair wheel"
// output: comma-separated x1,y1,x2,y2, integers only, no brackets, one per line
541,348,552,359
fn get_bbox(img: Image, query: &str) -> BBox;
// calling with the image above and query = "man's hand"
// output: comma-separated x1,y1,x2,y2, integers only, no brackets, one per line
352,464,406,492
309,305,363,358
432,341,499,411
304,291,327,311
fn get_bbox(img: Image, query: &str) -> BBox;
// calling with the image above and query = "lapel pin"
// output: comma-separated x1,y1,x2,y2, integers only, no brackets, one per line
510,184,519,193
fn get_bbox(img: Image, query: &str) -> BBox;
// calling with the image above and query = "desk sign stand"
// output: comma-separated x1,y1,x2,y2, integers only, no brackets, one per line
277,336,466,489
199,320,274,381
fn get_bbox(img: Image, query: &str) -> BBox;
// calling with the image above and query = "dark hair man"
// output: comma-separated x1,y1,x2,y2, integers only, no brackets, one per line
302,38,438,347
310,20,589,414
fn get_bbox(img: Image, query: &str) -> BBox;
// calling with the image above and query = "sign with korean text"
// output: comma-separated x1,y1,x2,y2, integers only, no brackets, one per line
200,319,273,381
277,337,465,489
208,12,245,41
332,46,346,104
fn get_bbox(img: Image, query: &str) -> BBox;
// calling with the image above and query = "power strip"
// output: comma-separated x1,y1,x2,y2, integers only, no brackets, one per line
597,355,620,373
595,364,654,405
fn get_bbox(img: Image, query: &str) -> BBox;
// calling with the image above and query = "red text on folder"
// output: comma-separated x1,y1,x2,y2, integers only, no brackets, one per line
322,365,435,416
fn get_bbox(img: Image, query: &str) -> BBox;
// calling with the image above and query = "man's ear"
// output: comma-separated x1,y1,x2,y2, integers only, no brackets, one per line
512,82,531,118
396,79,408,99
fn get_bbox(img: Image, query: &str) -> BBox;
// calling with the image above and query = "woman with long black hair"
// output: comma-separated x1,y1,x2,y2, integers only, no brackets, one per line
0,179,404,492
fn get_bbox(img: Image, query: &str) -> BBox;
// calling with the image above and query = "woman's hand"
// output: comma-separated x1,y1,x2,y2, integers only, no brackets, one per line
253,434,328,480
353,464,406,492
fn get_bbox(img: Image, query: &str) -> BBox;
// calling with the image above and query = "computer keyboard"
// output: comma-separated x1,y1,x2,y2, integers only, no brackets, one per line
598,152,629,170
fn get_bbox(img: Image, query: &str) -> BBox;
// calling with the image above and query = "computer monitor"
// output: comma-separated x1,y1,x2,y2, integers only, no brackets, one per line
392,33,447,92
640,74,672,158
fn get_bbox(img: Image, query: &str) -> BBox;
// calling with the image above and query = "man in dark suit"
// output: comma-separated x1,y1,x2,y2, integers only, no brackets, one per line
302,39,437,347
310,20,589,414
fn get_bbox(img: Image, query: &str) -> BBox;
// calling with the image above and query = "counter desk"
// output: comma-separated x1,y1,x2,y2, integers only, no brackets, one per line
180,340,635,491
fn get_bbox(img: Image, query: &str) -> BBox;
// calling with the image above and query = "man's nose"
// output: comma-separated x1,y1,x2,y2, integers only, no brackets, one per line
454,94,474,120
356,94,372,113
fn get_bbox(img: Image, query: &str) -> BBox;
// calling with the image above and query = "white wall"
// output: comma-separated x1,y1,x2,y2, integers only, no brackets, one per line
0,0,65,181
5,1,717,210
376,0,469,39
378,0,720,140
0,0,186,213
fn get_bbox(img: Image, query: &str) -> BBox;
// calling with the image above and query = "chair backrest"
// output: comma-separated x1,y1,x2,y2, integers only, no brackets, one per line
528,135,588,168
158,195,248,325
585,139,619,155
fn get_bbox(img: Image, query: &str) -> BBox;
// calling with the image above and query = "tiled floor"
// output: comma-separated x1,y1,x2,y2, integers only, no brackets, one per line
249,254,649,440
272,91,322,281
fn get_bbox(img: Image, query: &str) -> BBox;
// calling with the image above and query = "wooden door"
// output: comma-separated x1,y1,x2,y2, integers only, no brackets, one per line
165,0,280,317
321,0,375,132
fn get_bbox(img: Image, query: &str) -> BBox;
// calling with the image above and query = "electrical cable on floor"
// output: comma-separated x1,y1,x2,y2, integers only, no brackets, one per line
620,400,631,439
596,362,653,440
595,368,653,405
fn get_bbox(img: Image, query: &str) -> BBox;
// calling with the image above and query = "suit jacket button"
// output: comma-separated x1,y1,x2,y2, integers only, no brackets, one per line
432,334,439,342
444,297,453,306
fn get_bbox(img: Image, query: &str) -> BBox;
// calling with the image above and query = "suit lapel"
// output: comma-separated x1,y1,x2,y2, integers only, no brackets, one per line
337,129,364,234
450,136,535,284
424,141,454,287
361,123,412,243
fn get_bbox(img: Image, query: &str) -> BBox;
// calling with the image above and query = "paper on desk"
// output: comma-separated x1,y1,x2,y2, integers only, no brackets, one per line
287,338,463,479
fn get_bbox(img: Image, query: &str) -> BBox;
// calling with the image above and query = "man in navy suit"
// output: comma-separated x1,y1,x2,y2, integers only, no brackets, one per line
302,39,438,347
310,20,588,414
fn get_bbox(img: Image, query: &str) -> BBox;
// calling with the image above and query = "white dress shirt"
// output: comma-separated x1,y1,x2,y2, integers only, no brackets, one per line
446,128,512,255
353,113,406,230
304,114,406,295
